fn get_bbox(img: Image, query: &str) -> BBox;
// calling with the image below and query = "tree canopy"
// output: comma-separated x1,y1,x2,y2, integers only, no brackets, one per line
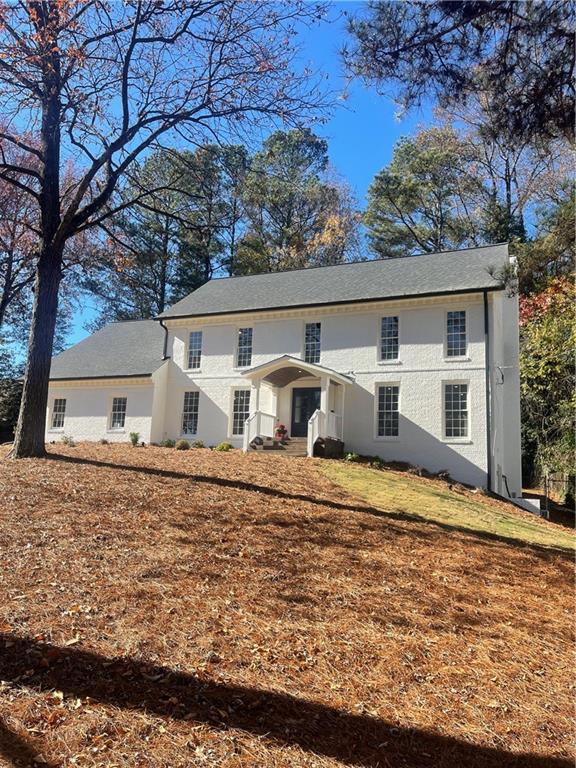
365,127,480,257
0,0,326,457
345,1,575,145
237,128,359,273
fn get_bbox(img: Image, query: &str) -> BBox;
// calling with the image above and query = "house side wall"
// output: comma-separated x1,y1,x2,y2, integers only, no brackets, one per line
489,291,522,497
45,380,155,443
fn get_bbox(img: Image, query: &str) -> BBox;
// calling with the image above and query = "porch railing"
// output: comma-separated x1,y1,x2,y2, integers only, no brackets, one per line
244,408,343,456
308,409,344,456
243,410,276,452
307,409,324,457
325,411,343,440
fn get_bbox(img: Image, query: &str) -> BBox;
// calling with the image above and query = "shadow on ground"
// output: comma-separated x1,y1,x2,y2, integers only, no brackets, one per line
0,635,571,768
47,453,574,558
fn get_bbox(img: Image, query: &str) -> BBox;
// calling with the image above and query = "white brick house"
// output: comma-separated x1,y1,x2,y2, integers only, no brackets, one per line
46,244,522,496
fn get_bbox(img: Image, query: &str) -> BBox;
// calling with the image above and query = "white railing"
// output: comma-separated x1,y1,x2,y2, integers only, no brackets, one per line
246,408,343,456
325,411,343,440
307,409,343,456
243,411,276,452
260,412,276,438
307,409,324,457
243,413,257,452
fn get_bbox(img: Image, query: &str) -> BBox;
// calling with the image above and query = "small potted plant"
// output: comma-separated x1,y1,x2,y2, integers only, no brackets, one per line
274,423,288,442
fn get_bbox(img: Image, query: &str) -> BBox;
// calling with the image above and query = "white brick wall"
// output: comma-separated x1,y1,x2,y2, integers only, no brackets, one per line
160,293,509,487
46,380,155,444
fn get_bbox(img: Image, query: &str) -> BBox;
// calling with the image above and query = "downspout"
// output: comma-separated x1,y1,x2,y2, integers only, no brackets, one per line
158,319,169,360
483,291,492,492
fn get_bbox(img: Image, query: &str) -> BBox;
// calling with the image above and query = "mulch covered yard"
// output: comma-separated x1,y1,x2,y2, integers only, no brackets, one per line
0,444,573,768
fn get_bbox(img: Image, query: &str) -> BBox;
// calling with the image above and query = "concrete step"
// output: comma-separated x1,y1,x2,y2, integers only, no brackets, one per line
250,437,307,456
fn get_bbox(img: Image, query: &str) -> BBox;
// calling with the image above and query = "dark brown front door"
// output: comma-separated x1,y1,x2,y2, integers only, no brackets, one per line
291,387,321,437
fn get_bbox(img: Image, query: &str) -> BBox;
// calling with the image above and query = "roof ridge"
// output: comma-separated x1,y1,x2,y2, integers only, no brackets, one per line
196,242,509,285
106,318,157,325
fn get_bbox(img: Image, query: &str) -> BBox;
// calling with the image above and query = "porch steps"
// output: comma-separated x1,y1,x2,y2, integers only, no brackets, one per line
250,437,308,457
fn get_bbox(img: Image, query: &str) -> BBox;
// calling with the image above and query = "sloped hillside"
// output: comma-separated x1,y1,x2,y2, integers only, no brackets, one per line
0,444,573,768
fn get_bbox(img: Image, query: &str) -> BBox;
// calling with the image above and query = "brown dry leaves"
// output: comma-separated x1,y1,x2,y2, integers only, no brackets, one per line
0,444,573,768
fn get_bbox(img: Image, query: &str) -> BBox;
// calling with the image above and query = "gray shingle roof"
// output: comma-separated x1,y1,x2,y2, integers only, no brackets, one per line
158,244,509,319
50,319,165,381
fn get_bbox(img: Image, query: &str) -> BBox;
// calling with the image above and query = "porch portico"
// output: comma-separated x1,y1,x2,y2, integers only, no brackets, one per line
241,355,352,456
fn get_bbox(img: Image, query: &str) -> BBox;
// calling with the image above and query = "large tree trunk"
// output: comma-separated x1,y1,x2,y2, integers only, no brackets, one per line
9,2,63,458
10,248,63,458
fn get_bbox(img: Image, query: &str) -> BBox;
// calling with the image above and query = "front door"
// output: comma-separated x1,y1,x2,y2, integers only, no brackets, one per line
291,387,321,438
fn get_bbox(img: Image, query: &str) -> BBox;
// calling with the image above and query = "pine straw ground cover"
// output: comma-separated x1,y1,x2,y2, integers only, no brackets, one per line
0,444,573,768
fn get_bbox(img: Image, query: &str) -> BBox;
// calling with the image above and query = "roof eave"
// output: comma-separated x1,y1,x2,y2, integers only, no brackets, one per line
241,354,353,386
156,284,504,323
49,372,154,382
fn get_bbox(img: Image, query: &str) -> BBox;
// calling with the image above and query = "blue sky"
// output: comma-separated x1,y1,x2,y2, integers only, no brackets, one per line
297,8,432,207
67,7,434,346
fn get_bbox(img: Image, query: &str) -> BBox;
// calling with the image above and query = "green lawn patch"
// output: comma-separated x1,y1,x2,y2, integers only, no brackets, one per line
320,461,575,552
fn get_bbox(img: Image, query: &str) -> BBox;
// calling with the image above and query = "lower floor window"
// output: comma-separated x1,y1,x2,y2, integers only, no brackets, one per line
110,397,127,429
51,398,66,429
444,383,468,438
377,384,399,437
232,389,251,435
182,391,199,435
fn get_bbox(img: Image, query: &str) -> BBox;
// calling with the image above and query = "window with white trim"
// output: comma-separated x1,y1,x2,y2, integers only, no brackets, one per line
377,384,399,437
187,331,202,369
110,397,127,429
380,316,399,360
444,383,468,438
182,391,199,435
446,310,467,357
236,327,252,368
51,398,66,429
232,389,250,435
304,322,321,364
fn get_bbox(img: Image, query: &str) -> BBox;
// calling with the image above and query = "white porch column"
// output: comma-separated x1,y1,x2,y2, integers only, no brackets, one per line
270,385,279,420
320,375,329,414
250,377,261,414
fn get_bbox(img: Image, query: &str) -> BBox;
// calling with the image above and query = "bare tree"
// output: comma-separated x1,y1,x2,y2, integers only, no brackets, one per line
0,150,37,328
0,0,326,457
435,100,573,235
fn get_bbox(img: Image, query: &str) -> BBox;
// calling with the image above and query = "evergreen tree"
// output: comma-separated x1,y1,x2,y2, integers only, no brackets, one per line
345,1,575,144
365,127,478,257
238,129,359,272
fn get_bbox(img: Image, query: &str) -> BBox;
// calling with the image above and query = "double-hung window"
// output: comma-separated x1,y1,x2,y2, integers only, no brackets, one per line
182,391,199,435
304,322,321,364
444,383,469,439
110,397,127,429
446,310,467,357
51,398,66,429
232,389,251,436
236,327,253,368
188,331,202,370
376,384,399,438
380,316,399,361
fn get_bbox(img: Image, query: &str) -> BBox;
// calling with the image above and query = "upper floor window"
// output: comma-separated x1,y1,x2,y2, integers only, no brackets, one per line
446,310,467,357
182,391,200,435
187,331,202,369
380,316,399,361
232,388,251,435
51,398,66,429
236,327,253,368
110,397,127,429
377,384,399,437
444,383,468,439
304,322,321,364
